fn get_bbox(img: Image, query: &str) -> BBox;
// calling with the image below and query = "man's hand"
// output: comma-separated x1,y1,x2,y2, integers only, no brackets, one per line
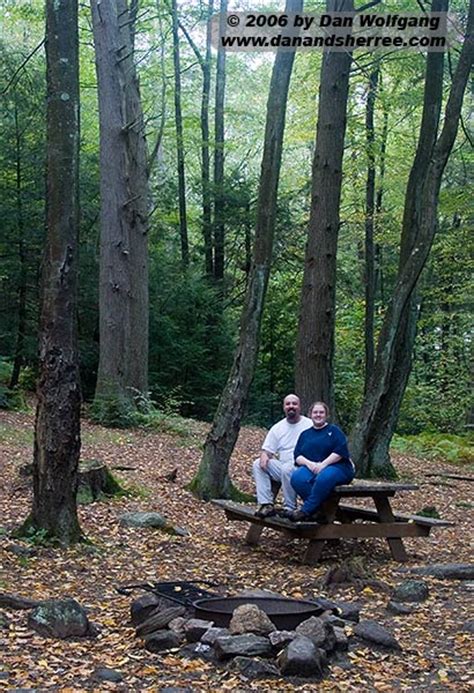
259,451,272,470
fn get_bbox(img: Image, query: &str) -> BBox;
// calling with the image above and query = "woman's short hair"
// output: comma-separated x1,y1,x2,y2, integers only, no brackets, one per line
308,401,330,417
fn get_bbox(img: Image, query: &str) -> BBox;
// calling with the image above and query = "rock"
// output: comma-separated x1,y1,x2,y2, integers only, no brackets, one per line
462,620,474,634
7,545,37,558
295,616,336,652
229,604,277,636
312,597,360,622
268,629,295,649
392,580,429,603
0,612,10,629
200,626,230,645
119,512,167,529
354,620,401,650
136,606,186,637
409,564,474,580
28,599,92,639
213,633,272,661
320,611,347,628
333,626,349,651
180,642,214,662
386,601,415,615
93,667,123,683
144,629,180,652
278,636,327,678
184,618,214,643
232,656,280,679
168,616,187,639
130,593,162,626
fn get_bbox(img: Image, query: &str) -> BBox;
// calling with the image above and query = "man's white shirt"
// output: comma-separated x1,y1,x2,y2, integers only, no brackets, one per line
262,416,313,464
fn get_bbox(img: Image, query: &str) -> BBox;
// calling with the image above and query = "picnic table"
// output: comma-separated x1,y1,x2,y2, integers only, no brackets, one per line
213,480,453,564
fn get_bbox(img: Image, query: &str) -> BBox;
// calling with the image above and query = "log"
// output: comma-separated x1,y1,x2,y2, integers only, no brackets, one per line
135,606,186,637
0,593,42,610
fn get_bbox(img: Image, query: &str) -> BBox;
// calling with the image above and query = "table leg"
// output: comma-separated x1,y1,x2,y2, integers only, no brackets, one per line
373,496,408,562
245,524,263,545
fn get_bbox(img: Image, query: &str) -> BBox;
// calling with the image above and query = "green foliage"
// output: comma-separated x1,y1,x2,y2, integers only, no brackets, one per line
416,506,441,519
392,432,474,465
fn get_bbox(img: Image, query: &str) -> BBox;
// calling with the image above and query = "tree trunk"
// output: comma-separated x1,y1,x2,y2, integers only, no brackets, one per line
213,0,227,283
91,0,149,407
171,0,189,268
9,100,27,390
26,0,82,545
364,66,379,389
201,0,214,277
351,0,473,477
295,0,354,415
190,0,303,500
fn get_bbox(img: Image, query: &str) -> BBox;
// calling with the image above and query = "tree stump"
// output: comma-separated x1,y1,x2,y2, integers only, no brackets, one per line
78,459,123,503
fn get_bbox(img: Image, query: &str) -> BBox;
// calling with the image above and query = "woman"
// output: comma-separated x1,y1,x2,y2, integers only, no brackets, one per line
289,401,355,522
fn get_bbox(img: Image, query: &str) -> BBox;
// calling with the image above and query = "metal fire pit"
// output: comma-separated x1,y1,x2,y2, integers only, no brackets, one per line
193,596,323,630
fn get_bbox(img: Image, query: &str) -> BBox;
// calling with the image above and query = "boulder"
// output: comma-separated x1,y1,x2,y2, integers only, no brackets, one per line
354,620,401,650
93,668,123,683
232,656,280,679
386,601,415,616
278,635,327,678
184,618,214,643
144,629,181,652
392,580,429,603
295,616,336,652
28,599,92,639
333,626,349,651
229,604,277,636
119,512,167,529
213,633,272,661
268,629,295,650
200,626,230,645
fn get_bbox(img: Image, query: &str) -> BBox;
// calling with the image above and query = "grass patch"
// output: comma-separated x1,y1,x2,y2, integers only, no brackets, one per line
0,424,34,447
391,432,474,466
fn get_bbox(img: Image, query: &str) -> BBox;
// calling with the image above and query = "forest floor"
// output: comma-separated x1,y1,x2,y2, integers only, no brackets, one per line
0,409,473,692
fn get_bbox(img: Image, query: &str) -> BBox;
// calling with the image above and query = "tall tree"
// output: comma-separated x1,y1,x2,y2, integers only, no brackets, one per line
213,0,227,282
171,0,189,268
364,65,379,387
190,0,303,500
294,0,354,414
25,0,82,544
91,0,149,408
351,0,473,476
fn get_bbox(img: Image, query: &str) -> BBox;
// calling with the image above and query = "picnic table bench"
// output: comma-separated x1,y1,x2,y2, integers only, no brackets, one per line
213,480,454,564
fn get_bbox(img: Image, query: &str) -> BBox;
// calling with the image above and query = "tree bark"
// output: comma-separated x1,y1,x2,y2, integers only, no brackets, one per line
364,66,379,389
91,0,149,406
351,0,473,477
27,0,82,544
190,0,303,500
9,100,27,390
213,0,227,283
171,0,189,268
295,0,354,415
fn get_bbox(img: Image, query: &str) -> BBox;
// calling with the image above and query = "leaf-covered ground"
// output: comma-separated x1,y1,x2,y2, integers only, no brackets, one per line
0,409,473,691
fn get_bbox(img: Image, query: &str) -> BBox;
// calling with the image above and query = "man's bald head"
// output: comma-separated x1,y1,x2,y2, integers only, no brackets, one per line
283,394,301,422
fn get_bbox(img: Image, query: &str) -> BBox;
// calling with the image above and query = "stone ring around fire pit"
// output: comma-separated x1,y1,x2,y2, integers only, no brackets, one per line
193,596,324,630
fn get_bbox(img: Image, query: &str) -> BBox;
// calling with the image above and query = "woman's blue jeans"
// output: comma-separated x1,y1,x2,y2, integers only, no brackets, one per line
291,461,355,515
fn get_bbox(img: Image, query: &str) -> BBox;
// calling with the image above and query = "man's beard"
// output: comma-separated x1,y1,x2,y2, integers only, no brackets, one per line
287,409,297,420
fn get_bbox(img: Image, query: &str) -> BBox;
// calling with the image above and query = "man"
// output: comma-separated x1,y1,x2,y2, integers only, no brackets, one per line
253,394,312,518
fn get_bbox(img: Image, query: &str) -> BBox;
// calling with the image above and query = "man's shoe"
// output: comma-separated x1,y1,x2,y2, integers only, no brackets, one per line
255,503,276,518
289,509,312,522
277,508,295,519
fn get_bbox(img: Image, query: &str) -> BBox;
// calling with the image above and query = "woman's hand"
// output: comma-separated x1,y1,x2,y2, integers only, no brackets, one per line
308,461,323,475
